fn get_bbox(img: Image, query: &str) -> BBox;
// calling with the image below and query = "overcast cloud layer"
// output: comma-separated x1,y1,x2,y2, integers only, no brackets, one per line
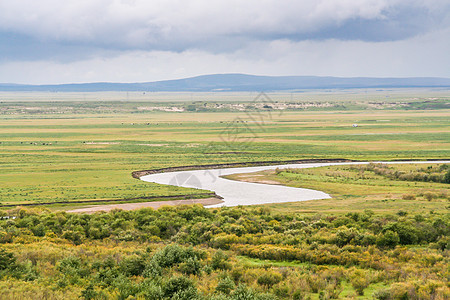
0,0,449,84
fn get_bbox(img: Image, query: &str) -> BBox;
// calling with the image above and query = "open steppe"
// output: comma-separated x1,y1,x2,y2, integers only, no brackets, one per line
0,91,449,299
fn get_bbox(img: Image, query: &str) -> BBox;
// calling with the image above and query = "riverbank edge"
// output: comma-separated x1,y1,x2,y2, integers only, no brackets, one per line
0,193,220,208
133,158,449,179
132,158,356,179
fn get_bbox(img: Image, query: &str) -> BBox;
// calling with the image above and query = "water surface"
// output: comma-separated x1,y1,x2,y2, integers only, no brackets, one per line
140,161,449,207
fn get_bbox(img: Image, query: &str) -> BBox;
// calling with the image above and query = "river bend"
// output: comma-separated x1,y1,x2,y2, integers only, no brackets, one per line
140,161,449,207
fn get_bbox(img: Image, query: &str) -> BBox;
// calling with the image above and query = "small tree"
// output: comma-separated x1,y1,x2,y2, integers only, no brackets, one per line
119,255,145,276
348,268,370,296
179,257,202,275
231,284,256,300
257,271,283,288
376,230,399,248
81,284,97,300
211,250,231,270
216,276,235,295
0,249,16,271
163,276,197,299
443,170,450,184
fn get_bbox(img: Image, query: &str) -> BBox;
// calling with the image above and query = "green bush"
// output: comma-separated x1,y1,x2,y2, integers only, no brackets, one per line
216,275,236,295
444,170,450,183
0,248,16,271
163,276,197,299
347,268,370,296
257,271,283,288
211,250,231,270
231,284,256,300
179,257,202,275
376,230,400,248
138,279,164,300
81,284,97,300
119,255,145,277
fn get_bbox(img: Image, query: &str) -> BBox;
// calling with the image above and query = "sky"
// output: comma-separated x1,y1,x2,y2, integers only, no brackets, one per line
0,0,449,84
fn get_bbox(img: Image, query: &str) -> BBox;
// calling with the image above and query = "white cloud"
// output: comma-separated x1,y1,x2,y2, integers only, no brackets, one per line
1,0,447,48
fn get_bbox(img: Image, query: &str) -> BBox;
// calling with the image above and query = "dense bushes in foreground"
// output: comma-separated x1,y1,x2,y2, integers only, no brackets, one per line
0,205,448,299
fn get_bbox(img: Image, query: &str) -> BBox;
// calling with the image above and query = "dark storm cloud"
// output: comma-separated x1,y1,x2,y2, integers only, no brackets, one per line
0,1,449,84
0,0,449,60
283,4,441,42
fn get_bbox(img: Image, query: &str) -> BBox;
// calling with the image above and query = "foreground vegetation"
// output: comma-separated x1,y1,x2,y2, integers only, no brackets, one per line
0,204,448,299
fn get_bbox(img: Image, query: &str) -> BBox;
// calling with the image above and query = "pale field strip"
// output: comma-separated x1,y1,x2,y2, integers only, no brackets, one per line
1,88,449,102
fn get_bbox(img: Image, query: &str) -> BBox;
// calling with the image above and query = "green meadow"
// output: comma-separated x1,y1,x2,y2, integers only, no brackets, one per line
226,162,450,215
0,92,449,300
0,94,449,206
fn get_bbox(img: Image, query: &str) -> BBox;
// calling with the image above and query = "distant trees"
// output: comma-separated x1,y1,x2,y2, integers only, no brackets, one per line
352,163,450,184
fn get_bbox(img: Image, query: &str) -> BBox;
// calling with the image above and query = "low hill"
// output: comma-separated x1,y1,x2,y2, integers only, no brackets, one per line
1,74,450,92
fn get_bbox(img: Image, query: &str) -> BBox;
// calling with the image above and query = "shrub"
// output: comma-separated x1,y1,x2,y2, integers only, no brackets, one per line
179,257,202,275
388,282,417,299
211,250,231,270
138,279,164,299
373,288,390,300
444,170,450,183
292,289,306,300
335,227,358,247
0,230,13,243
306,273,326,293
347,268,370,296
113,275,140,300
152,244,202,269
163,276,197,299
402,194,416,200
119,255,145,277
383,223,418,245
436,236,450,251
376,231,399,248
0,249,16,271
57,256,81,274
396,210,407,217
211,233,239,250
216,275,235,295
257,271,283,288
81,284,97,300
31,224,46,237
423,192,437,201
322,280,343,299
231,284,256,300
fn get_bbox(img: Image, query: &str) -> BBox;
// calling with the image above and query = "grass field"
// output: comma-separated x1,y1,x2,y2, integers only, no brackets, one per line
0,93,449,207
0,92,449,300
225,163,450,215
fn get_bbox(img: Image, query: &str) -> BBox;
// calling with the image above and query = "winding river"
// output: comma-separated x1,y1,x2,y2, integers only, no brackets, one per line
140,161,450,207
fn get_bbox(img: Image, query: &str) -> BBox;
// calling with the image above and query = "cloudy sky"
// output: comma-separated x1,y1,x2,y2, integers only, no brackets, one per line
1,0,449,84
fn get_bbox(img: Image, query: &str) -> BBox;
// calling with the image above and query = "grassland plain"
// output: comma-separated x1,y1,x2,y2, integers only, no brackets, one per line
0,93,449,300
0,94,449,207
224,163,450,215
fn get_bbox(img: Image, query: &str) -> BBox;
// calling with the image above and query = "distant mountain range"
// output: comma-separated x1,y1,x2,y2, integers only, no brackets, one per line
1,74,450,92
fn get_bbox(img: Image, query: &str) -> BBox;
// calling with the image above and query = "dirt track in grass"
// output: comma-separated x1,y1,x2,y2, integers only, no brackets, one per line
66,197,223,213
